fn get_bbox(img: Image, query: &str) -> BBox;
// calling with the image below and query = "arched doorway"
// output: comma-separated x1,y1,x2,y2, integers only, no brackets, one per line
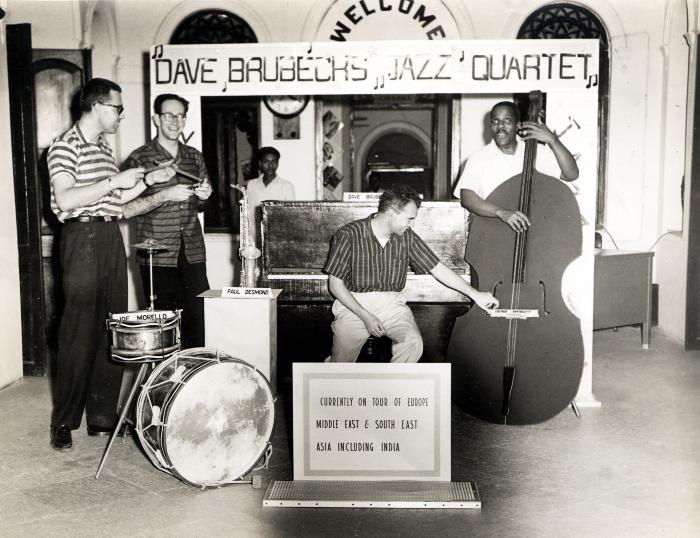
364,131,431,196
347,95,451,200
356,123,432,198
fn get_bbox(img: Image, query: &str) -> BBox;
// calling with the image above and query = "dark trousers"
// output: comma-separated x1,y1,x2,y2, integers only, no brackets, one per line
139,243,209,349
51,221,126,430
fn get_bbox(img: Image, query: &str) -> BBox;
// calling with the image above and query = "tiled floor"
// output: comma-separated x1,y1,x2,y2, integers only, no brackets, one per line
1,327,699,537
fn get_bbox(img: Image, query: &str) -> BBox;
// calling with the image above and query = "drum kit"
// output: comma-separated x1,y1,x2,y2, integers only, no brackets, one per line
95,239,274,488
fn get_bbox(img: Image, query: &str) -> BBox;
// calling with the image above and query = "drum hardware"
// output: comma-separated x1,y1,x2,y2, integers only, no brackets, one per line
135,348,274,488
95,360,153,479
130,238,169,310
96,239,181,479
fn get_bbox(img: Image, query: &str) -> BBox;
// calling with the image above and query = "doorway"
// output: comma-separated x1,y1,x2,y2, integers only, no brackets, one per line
200,97,260,234
349,94,452,199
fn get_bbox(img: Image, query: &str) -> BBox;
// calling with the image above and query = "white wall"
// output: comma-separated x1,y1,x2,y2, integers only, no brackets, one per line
656,0,691,342
260,102,318,200
0,21,23,390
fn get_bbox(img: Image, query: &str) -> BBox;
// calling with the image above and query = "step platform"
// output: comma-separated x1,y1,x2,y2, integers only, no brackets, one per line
263,480,481,509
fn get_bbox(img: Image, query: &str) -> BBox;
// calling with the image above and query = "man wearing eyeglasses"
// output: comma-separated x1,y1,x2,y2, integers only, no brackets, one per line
122,93,213,351
47,78,174,450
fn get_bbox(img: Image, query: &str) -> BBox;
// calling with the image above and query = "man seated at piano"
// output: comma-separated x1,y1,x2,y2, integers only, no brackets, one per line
324,184,499,363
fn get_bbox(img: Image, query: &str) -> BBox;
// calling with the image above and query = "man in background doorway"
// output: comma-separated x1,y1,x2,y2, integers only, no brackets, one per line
122,93,212,349
246,146,296,211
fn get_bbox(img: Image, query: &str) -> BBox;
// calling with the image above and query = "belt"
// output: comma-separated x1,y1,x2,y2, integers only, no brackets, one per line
64,215,118,223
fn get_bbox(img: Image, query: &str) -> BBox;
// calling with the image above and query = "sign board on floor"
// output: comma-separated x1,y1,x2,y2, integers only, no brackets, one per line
293,362,450,481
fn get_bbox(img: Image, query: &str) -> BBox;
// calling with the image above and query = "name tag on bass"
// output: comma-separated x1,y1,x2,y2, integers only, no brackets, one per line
487,309,539,319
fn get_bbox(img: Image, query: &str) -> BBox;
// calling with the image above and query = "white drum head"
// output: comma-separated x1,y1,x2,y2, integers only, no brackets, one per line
162,359,275,486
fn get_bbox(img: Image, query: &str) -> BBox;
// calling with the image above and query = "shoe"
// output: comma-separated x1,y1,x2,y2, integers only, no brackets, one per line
87,424,114,437
50,425,72,450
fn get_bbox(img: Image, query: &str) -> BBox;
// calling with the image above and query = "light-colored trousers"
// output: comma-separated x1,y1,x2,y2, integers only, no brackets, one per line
330,291,423,363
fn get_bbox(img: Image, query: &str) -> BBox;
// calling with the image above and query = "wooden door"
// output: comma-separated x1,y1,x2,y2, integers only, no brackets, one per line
32,50,91,375
7,22,90,375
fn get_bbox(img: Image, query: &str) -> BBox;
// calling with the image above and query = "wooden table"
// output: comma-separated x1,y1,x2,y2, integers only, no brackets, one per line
593,250,654,349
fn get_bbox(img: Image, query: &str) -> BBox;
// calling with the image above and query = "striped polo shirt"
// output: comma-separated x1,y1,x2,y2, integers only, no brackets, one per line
47,124,122,222
122,139,209,267
324,215,440,293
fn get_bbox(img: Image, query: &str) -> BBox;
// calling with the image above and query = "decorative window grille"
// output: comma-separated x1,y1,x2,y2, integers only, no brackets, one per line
170,9,257,44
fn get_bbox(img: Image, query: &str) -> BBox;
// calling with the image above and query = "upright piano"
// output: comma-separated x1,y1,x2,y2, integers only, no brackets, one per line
259,200,473,381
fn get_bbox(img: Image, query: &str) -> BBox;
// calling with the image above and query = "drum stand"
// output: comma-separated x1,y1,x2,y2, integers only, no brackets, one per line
96,240,174,480
95,360,153,479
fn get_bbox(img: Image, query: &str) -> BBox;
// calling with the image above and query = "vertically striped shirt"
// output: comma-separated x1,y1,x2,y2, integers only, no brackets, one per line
324,215,440,292
122,139,209,267
47,124,122,222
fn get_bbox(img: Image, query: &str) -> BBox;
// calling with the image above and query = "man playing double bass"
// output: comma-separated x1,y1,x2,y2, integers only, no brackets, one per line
453,101,578,227
449,98,584,425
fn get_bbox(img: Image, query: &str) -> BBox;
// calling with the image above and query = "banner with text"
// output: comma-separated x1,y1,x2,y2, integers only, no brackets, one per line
150,39,599,96
293,362,450,481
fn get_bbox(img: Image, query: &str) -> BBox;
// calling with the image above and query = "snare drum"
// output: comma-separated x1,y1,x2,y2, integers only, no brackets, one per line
135,348,275,487
107,310,181,362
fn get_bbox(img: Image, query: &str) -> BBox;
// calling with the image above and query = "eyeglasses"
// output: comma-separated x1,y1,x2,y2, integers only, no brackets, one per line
99,102,124,115
160,112,187,123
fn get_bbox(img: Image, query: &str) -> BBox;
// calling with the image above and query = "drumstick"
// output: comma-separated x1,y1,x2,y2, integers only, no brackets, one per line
144,160,175,174
174,166,204,184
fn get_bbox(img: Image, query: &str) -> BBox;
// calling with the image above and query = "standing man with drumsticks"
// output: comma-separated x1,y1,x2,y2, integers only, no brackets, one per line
122,93,212,350
48,78,175,450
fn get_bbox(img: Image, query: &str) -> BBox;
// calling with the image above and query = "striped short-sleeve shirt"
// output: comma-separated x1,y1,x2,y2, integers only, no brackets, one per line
324,215,440,292
122,139,209,267
47,124,122,222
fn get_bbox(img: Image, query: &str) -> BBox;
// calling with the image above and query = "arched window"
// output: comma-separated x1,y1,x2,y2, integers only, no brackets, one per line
168,10,258,233
170,9,257,44
518,3,609,224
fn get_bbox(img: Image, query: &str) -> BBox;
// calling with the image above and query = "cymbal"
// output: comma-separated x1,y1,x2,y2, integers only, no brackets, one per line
130,239,169,251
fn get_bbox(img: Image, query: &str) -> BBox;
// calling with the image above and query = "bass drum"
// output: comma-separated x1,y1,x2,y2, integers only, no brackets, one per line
136,348,275,487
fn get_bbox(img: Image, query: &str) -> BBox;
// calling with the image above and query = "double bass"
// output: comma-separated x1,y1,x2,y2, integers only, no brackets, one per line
447,91,584,425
